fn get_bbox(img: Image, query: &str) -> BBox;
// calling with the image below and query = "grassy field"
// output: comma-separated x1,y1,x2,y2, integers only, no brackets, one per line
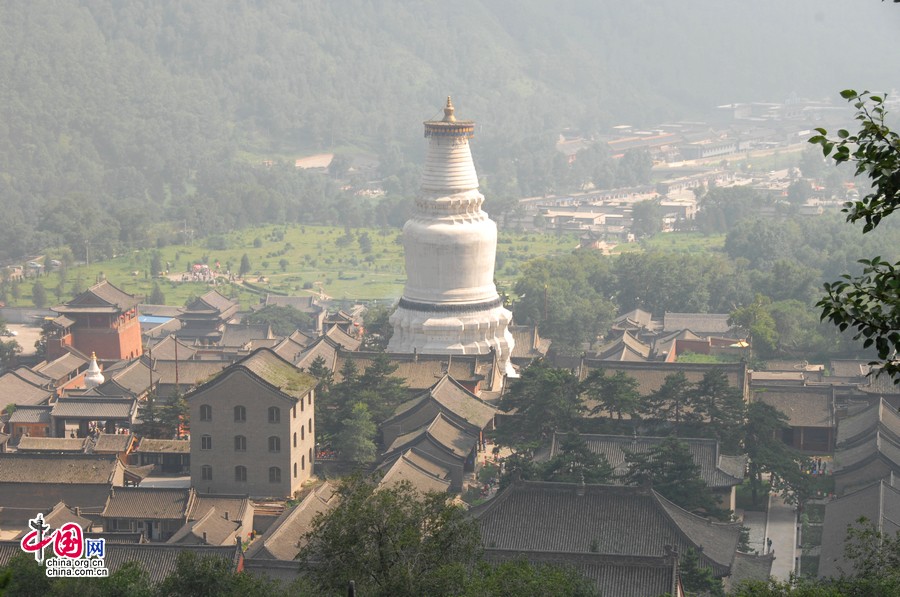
10,225,580,309
613,231,726,254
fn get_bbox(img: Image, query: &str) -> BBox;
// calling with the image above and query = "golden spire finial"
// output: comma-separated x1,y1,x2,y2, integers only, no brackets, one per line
443,96,456,122
91,352,97,360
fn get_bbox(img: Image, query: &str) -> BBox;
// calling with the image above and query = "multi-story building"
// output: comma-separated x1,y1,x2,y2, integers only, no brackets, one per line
187,348,316,498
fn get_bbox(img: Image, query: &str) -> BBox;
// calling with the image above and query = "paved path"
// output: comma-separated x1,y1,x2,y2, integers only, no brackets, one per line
765,493,798,580
741,509,767,555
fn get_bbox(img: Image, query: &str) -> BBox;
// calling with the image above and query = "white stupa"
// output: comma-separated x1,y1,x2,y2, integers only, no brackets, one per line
388,97,515,375
84,352,105,389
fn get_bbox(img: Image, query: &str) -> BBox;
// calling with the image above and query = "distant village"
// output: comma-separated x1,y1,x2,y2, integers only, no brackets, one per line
0,95,898,595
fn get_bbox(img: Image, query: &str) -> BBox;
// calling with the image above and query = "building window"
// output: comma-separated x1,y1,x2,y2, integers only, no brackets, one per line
268,406,280,424
308,417,313,432
294,462,298,478
293,432,297,448
235,466,247,483
200,405,212,421
234,435,246,452
309,447,313,464
308,393,312,406
201,435,212,450
269,466,281,483
234,405,246,422
302,455,305,470
268,436,281,453
292,404,297,418
201,465,212,481
301,425,305,441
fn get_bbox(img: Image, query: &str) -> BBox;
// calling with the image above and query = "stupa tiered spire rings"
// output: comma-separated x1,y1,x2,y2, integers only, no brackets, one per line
388,97,515,375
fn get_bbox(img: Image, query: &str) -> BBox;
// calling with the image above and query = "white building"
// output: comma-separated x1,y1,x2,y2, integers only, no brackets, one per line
388,98,515,375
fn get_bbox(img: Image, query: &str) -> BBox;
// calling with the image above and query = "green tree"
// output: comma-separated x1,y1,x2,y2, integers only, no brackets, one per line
539,432,615,484
362,303,393,351
0,338,22,373
462,559,598,597
679,547,724,597
32,281,47,308
640,371,692,433
743,402,811,507
244,304,312,336
730,294,779,358
239,253,251,277
496,361,585,452
581,369,641,421
809,90,900,382
149,282,166,305
157,552,281,597
336,402,377,464
133,393,171,439
623,436,725,518
298,477,482,597
688,370,745,453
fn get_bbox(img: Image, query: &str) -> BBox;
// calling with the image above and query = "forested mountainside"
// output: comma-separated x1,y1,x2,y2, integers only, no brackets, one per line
1,0,898,262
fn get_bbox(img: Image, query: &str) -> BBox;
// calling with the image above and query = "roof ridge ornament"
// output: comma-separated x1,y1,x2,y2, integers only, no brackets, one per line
443,96,456,122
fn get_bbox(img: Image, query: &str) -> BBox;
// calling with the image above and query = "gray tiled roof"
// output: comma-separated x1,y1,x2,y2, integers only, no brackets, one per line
100,543,241,582
10,366,53,386
593,332,652,362
51,397,137,420
145,335,198,360
16,437,87,452
184,290,239,316
727,552,775,590
509,325,551,361
99,358,154,396
191,494,249,523
663,312,733,335
12,502,94,539
837,398,900,447
323,325,362,351
333,351,494,391
0,371,54,412
377,450,452,494
753,386,834,428
58,280,140,312
385,413,477,461
231,348,316,400
244,482,337,560
262,294,320,312
136,438,190,454
386,375,496,433
578,361,747,399
819,478,900,579
0,541,241,583
272,334,312,364
833,431,900,474
152,360,228,386
33,352,88,381
102,487,193,521
0,453,121,484
219,323,274,348
484,550,678,597
167,507,241,545
91,433,134,454
472,481,740,577
551,433,745,488
8,405,52,424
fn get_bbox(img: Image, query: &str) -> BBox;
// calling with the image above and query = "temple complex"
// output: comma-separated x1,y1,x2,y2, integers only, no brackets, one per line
388,98,515,375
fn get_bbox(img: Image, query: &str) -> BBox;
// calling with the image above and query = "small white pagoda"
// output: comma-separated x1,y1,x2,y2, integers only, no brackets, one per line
388,98,515,375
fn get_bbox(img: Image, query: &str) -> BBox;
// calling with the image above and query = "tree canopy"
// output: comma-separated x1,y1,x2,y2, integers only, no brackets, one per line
810,90,900,382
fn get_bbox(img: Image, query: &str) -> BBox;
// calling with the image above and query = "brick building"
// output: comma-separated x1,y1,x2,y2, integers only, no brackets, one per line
187,348,317,498
46,281,142,362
